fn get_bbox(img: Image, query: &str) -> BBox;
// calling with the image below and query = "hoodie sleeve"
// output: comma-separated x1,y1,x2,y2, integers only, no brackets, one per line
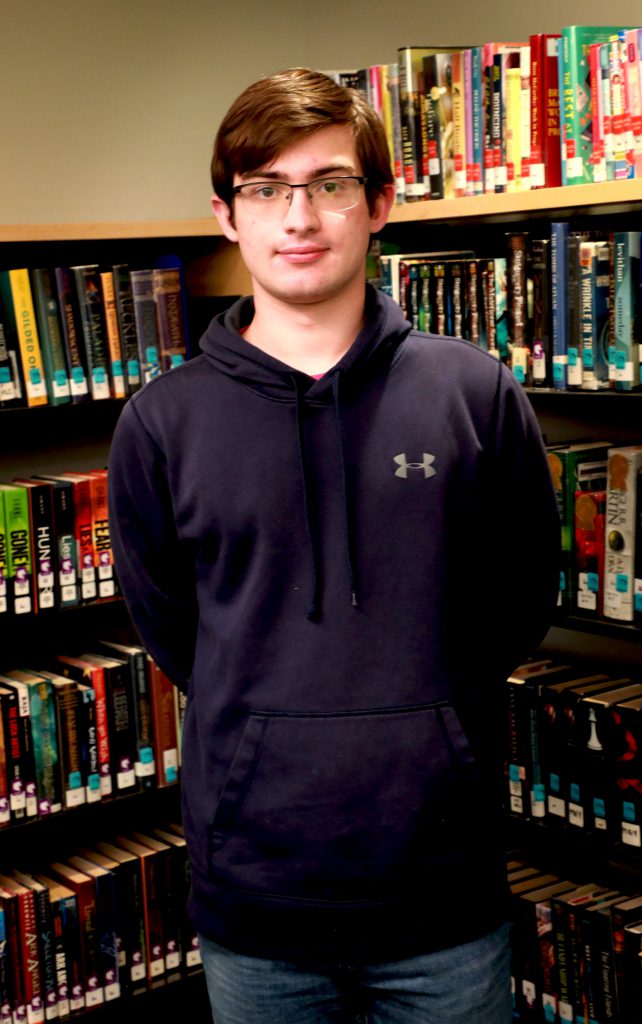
108,398,198,692
480,361,561,675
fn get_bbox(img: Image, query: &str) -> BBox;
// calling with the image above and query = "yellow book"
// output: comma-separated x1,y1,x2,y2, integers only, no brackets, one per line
8,268,48,406
505,65,522,193
451,51,467,197
99,271,126,398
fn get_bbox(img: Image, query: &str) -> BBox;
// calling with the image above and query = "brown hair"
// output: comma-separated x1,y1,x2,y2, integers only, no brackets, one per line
211,68,394,213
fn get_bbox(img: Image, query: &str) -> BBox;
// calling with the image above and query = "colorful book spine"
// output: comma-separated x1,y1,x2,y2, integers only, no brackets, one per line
53,267,90,402
470,46,484,194
0,484,33,616
98,272,126,399
625,28,642,177
151,268,187,373
506,232,529,383
130,270,160,385
613,231,640,390
609,34,634,180
71,267,111,400
30,269,71,406
422,54,445,199
505,63,522,193
579,239,610,390
0,278,25,408
397,47,432,201
463,49,474,195
111,265,141,394
452,50,466,198
4,270,48,407
530,238,551,386
551,221,570,389
604,446,642,621
519,45,531,190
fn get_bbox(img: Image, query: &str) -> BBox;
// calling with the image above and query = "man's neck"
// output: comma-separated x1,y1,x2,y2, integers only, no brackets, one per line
242,283,366,376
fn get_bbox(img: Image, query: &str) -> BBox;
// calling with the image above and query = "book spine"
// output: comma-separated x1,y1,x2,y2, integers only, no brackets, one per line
52,683,85,810
580,240,611,390
77,686,101,804
149,660,178,787
504,64,521,193
635,466,642,627
53,268,89,403
551,221,570,389
542,36,562,188
575,489,607,618
0,494,8,616
4,486,34,616
609,35,634,180
482,45,496,193
423,56,444,200
463,49,474,196
30,888,56,1022
589,43,608,184
98,273,125,399
71,267,110,401
30,269,71,406
529,35,544,188
519,45,531,190
87,474,115,600
386,63,405,204
69,480,96,603
0,699,8,826
102,664,137,794
130,271,160,384
151,269,187,373
26,679,61,817
471,47,484,195
561,29,592,184
566,233,584,390
492,54,506,193
28,484,57,614
530,238,550,386
452,51,466,198
0,275,25,408
397,48,425,201
0,907,12,1024
626,29,642,178
506,232,530,384
613,232,641,390
7,270,48,407
50,483,78,608
111,266,141,394
600,43,616,182
604,448,642,622
48,896,70,1019
465,260,481,346
16,887,43,1024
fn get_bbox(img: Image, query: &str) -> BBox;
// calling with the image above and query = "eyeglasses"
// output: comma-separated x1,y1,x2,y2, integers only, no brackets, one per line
232,175,367,214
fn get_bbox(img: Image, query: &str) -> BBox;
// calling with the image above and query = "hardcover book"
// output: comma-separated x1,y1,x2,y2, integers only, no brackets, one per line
604,446,642,621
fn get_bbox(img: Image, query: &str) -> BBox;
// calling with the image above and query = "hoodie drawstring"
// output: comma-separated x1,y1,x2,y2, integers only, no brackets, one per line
292,372,359,618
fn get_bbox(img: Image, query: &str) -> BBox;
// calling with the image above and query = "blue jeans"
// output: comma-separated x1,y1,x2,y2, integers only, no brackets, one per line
199,922,511,1024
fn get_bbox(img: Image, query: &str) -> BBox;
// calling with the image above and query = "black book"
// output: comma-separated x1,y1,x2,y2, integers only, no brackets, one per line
12,478,57,613
70,266,111,401
78,654,137,795
54,267,90,403
111,265,141,394
94,641,155,791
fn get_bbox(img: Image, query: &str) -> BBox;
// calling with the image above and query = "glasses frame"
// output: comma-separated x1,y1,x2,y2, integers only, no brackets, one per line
232,175,368,212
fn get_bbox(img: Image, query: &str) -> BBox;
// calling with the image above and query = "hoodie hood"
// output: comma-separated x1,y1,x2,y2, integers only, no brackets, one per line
198,283,413,403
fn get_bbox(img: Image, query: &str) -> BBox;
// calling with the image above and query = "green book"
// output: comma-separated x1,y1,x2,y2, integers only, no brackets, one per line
0,483,33,615
561,25,632,184
30,268,71,405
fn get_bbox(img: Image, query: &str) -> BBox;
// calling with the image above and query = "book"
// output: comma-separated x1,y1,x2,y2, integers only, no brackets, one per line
0,693,8,828
0,685,27,823
579,238,611,390
9,871,57,1023
112,836,166,983
94,641,155,789
470,46,484,195
612,231,640,391
552,884,611,1023
451,50,466,198
98,272,126,399
86,470,116,600
546,441,611,610
77,653,137,795
75,682,101,804
604,446,642,621
31,477,79,608
0,482,34,615
0,883,26,1024
38,671,85,810
550,221,570,389
561,26,633,184
92,841,147,989
53,267,90,402
30,268,71,406
0,269,48,407
0,673,37,820
530,34,562,189
46,474,96,603
129,833,180,973
0,272,25,408
0,873,43,1024
625,29,642,178
152,268,187,373
574,489,607,615
610,694,642,849
70,266,111,401
3,669,61,817
47,864,103,1009
54,656,111,798
111,266,141,394
130,270,160,384
0,490,8,617
33,874,79,1019
422,52,456,199
566,231,589,390
530,238,551,386
505,232,530,383
150,827,201,969
148,658,179,788
611,894,642,1014
66,857,119,1002
608,33,635,181
11,479,57,614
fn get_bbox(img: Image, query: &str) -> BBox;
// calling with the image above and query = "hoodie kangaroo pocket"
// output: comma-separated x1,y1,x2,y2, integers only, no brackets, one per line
208,702,481,903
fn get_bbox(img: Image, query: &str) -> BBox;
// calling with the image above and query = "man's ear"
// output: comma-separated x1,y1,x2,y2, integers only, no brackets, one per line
211,194,239,243
368,184,395,234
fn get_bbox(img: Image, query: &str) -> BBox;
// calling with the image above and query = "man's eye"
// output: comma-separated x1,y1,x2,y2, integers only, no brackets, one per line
250,185,280,199
318,180,343,194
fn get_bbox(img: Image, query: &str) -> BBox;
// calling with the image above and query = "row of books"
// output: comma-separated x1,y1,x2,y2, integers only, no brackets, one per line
0,263,188,411
508,858,642,1023
0,645,183,826
506,658,642,850
378,227,641,391
0,821,201,1023
548,442,642,625
328,25,642,202
0,468,116,617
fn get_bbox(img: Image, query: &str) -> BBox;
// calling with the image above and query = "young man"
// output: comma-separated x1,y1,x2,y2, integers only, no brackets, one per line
108,68,560,1023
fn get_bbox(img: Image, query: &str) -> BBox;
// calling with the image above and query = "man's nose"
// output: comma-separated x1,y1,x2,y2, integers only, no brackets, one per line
282,186,320,229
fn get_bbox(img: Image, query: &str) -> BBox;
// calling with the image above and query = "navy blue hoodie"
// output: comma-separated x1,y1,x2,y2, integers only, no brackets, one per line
108,285,560,964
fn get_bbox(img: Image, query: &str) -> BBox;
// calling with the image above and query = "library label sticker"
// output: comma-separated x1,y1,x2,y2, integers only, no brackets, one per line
622,821,641,847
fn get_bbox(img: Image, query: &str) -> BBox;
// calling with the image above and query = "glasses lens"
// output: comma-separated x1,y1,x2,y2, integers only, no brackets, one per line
312,177,360,212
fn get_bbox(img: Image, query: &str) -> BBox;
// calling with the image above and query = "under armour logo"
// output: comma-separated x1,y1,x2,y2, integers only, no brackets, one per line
393,453,437,479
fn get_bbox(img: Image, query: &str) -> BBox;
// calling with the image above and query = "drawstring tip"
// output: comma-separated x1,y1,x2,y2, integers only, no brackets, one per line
351,591,359,608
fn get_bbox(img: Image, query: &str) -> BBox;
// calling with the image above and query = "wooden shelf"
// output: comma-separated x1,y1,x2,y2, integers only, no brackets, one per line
0,218,222,243
387,178,642,225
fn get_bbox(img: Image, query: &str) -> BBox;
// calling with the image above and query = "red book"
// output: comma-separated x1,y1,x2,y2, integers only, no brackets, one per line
54,655,112,798
529,33,562,188
148,657,179,788
0,873,43,1023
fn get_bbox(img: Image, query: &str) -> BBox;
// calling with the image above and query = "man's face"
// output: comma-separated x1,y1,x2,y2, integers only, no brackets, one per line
212,125,393,308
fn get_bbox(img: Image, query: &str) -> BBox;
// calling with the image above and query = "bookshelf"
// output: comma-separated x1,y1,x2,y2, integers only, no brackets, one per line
2,181,642,1019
